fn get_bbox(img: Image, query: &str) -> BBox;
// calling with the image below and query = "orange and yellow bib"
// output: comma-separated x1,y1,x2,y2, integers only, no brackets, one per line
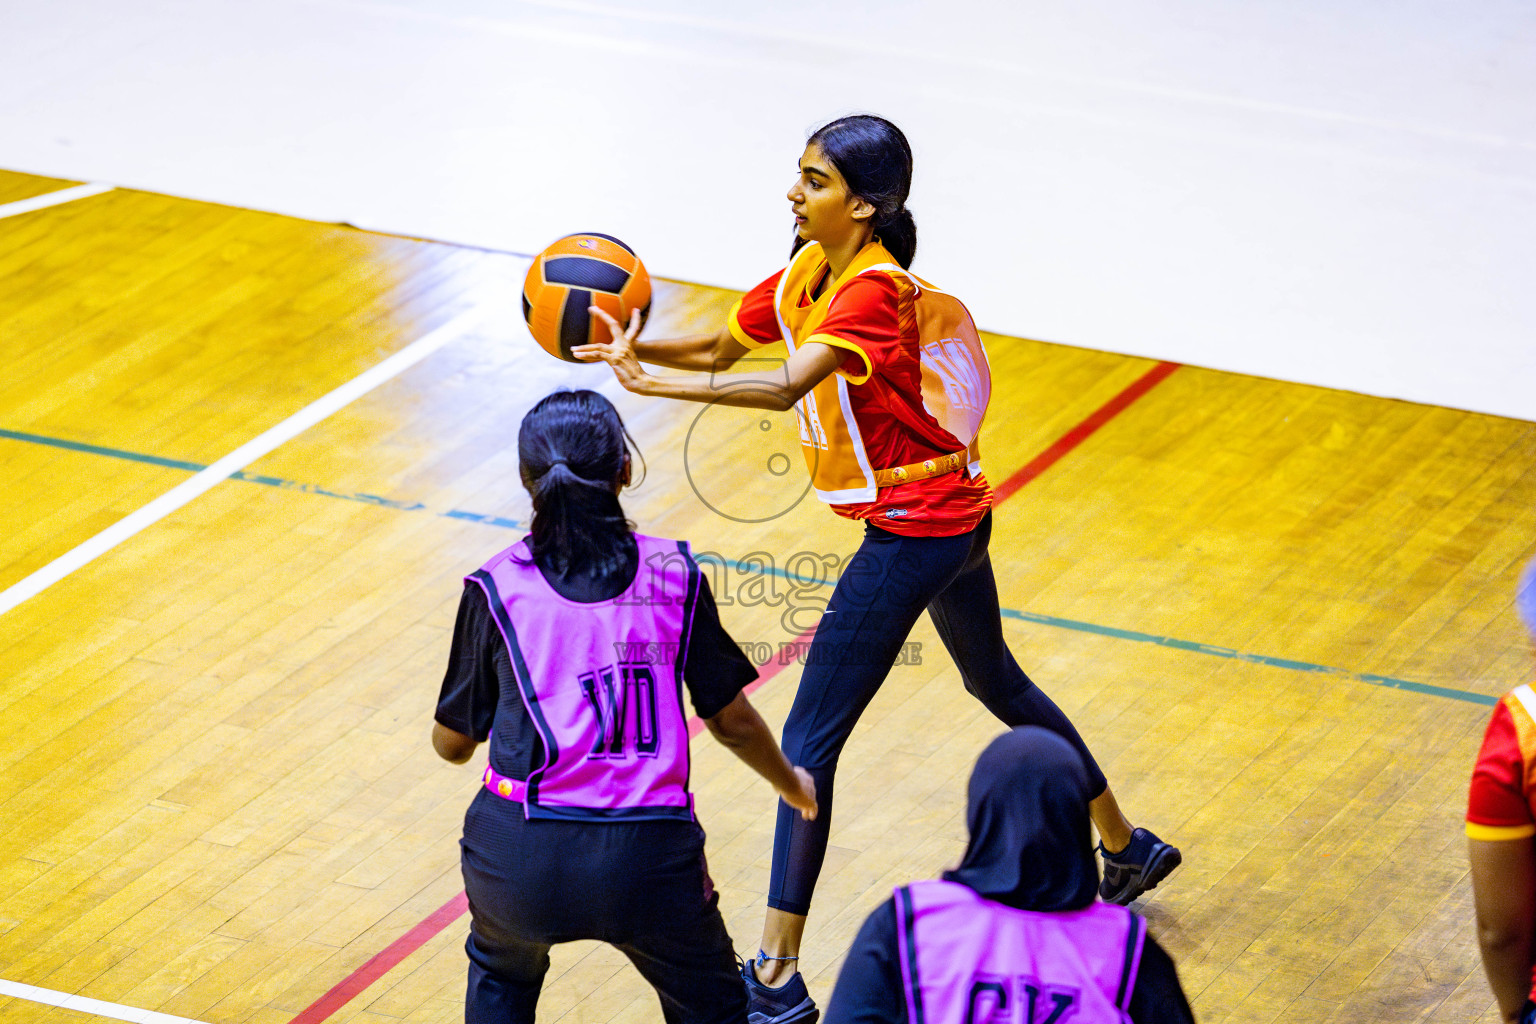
735,241,991,505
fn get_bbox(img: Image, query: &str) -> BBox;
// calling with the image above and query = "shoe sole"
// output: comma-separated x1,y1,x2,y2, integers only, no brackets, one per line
747,997,819,1024
1104,844,1182,906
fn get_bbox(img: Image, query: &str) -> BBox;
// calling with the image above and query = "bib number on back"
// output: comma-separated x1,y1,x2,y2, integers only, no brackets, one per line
577,662,662,759
965,976,1080,1024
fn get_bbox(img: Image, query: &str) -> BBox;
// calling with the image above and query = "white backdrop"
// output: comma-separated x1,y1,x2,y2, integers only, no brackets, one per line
3,0,1532,420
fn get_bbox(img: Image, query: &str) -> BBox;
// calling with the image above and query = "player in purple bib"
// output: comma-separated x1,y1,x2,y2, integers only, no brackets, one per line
824,729,1193,1024
433,390,818,1024
472,530,705,821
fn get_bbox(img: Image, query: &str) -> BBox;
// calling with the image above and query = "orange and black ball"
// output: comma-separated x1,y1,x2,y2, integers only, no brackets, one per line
522,233,651,362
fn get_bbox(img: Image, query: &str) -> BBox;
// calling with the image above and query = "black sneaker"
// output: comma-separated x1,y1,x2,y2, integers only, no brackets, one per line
740,956,819,1024
1099,827,1181,905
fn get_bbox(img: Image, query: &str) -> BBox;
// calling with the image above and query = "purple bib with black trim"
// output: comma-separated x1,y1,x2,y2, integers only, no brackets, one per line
469,534,701,822
894,880,1145,1024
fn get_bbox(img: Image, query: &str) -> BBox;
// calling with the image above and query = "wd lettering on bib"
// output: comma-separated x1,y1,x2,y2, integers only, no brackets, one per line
577,663,662,759
895,881,1146,1024
469,534,702,821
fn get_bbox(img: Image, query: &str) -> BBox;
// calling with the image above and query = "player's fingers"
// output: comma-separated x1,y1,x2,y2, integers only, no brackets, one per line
624,308,642,340
589,305,626,340
569,343,614,363
792,767,817,819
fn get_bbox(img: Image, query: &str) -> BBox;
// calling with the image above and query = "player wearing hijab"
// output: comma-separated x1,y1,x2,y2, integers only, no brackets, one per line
578,115,1180,1023
823,727,1194,1024
431,389,817,1024
1468,557,1536,1024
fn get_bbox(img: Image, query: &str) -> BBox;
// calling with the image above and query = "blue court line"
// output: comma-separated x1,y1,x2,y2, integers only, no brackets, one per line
1,426,1497,708
441,509,523,530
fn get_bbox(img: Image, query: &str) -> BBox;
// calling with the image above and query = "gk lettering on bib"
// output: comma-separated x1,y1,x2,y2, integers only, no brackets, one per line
894,880,1146,1024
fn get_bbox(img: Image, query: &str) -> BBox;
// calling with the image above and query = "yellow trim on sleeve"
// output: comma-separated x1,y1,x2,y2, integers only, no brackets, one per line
805,333,872,385
1466,821,1536,841
727,300,773,350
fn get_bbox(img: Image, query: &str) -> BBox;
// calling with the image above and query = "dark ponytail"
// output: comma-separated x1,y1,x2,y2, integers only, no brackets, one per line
875,207,917,272
517,389,644,576
803,114,918,269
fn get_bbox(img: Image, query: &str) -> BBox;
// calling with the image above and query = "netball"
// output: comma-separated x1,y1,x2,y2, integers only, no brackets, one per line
522,232,651,362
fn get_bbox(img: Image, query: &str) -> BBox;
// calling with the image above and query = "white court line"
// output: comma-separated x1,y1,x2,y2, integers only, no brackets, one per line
0,307,483,619
0,182,114,220
0,978,210,1024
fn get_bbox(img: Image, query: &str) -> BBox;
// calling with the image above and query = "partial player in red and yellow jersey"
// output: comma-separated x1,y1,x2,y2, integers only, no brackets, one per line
576,114,1180,1024
1469,558,1536,1024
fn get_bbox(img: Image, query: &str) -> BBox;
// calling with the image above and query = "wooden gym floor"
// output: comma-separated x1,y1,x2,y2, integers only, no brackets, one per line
0,170,1532,1024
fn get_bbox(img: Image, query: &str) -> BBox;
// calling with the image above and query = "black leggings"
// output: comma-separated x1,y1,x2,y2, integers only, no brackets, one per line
768,511,1108,916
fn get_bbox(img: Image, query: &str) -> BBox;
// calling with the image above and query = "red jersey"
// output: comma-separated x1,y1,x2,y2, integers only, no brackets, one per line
1468,684,1536,1002
1468,685,1536,841
727,241,992,537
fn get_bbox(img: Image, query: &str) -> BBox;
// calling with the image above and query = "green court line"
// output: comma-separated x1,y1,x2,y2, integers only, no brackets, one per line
0,427,205,472
0,426,1498,708
0,427,428,512
231,473,426,511
995,608,1496,706
703,558,1496,707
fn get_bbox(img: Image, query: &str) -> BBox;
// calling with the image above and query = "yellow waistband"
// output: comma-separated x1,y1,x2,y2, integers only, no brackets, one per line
873,450,968,488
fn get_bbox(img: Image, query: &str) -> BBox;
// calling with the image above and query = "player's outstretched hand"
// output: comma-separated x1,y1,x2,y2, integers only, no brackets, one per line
783,766,818,821
573,307,647,392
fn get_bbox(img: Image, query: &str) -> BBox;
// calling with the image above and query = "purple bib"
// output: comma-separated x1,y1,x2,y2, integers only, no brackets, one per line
469,534,702,822
895,880,1145,1024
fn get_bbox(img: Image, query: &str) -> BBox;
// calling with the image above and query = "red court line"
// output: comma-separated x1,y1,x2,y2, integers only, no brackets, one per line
992,360,1181,505
288,358,1180,1023
289,890,470,1024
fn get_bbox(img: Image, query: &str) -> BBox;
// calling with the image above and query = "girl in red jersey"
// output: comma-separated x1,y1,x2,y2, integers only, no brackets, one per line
577,114,1180,1024
1467,557,1536,1024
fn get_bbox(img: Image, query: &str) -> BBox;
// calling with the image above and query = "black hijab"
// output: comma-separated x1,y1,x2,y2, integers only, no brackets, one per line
941,727,1099,912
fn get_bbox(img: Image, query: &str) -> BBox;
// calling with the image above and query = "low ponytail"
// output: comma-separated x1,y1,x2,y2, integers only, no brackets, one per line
876,206,917,270
517,390,643,576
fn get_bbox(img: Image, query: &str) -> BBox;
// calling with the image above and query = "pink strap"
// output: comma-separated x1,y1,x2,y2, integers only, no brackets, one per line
483,763,528,802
